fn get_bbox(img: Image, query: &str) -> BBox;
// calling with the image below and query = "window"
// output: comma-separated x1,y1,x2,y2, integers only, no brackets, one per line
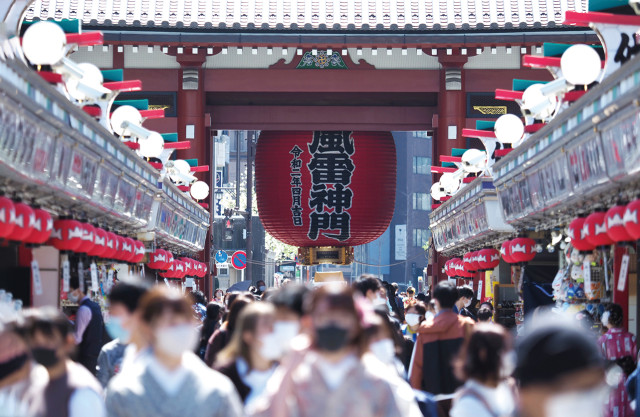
413,229,430,247
412,193,430,211
413,156,431,174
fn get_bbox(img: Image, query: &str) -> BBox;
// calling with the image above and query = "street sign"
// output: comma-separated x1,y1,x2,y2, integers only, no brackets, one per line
215,250,228,264
231,250,247,270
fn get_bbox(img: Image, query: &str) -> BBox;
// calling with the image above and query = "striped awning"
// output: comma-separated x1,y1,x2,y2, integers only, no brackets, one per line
24,0,589,31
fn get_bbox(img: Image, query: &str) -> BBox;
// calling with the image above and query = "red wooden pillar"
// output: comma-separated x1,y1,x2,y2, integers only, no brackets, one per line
613,246,630,331
434,51,469,163
174,49,212,298
176,52,208,181
430,49,470,285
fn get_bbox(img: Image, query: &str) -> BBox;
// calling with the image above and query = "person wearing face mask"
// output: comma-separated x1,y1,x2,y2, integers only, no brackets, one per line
403,301,428,342
255,281,267,297
454,286,476,321
598,303,636,417
0,319,49,417
249,285,421,417
268,284,311,354
450,323,517,417
66,276,104,376
105,288,243,417
205,294,254,367
409,281,475,415
97,282,148,387
215,303,280,407
366,308,407,379
401,301,428,374
23,307,105,417
352,275,384,305
515,318,607,417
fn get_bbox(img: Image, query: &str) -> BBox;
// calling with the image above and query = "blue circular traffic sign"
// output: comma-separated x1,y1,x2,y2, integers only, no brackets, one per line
231,251,247,270
215,250,228,264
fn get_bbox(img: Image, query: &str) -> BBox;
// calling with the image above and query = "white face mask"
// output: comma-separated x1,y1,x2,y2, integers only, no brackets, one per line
405,314,421,327
155,324,199,358
258,331,283,361
370,339,395,364
464,299,472,308
373,295,387,306
500,351,516,379
425,311,435,322
545,386,608,417
601,311,610,328
273,321,300,352
67,291,79,303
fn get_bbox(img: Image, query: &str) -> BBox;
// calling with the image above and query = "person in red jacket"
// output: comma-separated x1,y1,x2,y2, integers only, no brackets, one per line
409,281,474,413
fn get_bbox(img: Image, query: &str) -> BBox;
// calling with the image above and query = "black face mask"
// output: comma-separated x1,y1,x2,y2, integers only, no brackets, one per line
0,353,28,380
31,347,60,368
315,324,350,352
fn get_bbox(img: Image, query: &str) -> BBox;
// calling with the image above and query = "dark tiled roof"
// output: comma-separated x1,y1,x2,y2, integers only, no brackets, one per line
24,0,588,31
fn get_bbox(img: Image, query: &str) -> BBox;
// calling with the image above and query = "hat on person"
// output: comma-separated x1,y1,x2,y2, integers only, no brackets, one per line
515,323,604,387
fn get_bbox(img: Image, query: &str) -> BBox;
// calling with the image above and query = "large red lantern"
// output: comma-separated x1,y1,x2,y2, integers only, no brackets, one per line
132,240,145,263
449,258,462,277
88,228,108,258
76,223,95,254
121,238,136,262
7,203,35,242
606,205,633,242
444,259,453,277
500,241,516,264
147,248,167,269
477,248,500,271
48,219,83,251
0,197,16,239
624,199,640,240
568,217,596,251
255,131,396,248
175,260,187,278
508,237,537,263
584,212,613,247
463,252,477,273
180,258,194,276
24,208,53,244
195,261,206,277
163,261,177,278
114,235,124,258
103,232,118,259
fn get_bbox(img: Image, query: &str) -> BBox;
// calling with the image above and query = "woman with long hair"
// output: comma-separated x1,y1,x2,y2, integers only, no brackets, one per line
450,323,517,417
204,294,254,367
197,302,223,359
215,302,280,407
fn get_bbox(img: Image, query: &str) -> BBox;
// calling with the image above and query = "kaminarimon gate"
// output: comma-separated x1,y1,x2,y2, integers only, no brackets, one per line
15,0,594,287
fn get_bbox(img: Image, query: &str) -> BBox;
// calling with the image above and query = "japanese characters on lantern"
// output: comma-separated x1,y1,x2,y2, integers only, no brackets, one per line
290,145,304,227
307,131,355,242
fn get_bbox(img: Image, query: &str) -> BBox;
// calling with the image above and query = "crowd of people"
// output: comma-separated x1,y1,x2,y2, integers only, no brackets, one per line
0,275,635,417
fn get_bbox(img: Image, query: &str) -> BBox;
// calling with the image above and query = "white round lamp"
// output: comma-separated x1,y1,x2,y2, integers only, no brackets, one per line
138,132,165,158
561,44,601,86
440,172,461,194
65,63,104,101
522,84,556,120
461,149,487,173
190,181,209,200
22,21,67,65
494,114,525,144
431,182,446,201
110,105,143,136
